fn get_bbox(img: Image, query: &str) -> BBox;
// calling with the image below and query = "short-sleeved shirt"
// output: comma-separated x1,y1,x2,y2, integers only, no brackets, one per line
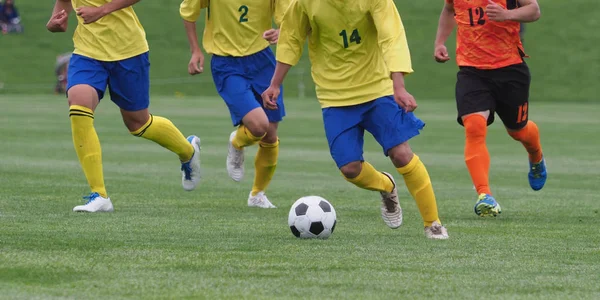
447,0,525,69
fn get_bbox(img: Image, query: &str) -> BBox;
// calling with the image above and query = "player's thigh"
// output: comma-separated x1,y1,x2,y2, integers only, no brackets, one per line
361,96,425,157
495,63,531,130
455,67,496,126
108,52,150,112
249,48,286,124
322,106,366,169
66,54,109,109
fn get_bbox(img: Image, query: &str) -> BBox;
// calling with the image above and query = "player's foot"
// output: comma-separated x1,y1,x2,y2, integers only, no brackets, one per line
248,191,276,208
424,221,449,240
528,156,547,191
227,130,245,182
181,135,202,191
73,192,114,212
473,193,501,217
379,172,403,229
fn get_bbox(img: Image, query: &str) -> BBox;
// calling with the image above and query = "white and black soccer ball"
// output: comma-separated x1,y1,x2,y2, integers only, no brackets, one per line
288,196,337,239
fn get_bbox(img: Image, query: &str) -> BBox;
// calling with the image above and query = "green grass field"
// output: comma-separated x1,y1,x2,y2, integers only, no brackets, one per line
1,95,599,299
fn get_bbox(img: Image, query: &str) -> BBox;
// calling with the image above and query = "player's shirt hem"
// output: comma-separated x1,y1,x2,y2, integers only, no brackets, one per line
318,91,394,109
206,43,270,57
73,46,150,62
457,59,525,70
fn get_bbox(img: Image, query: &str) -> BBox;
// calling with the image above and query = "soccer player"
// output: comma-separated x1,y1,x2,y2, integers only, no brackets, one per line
46,0,201,212
262,0,449,239
180,0,290,208
433,0,546,216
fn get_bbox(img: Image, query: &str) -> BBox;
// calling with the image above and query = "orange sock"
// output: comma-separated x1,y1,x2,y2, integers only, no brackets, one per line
463,114,491,195
508,121,543,163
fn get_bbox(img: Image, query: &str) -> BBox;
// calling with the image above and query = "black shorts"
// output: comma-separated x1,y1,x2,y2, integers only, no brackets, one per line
455,62,531,130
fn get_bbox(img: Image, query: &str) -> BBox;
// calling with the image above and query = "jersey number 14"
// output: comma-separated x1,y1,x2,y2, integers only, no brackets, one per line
339,29,362,48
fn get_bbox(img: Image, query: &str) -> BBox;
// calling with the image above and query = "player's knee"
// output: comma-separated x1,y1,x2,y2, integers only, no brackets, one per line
243,117,269,138
122,110,151,133
388,143,414,168
464,116,487,139
67,84,98,109
340,161,362,179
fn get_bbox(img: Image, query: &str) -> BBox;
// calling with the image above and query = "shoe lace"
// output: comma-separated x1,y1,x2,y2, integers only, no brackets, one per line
382,193,398,212
530,162,544,178
82,192,100,204
181,162,192,180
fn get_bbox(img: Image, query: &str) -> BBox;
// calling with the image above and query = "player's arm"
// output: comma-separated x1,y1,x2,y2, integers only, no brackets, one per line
47,0,72,33
180,0,208,75
263,0,292,44
262,0,310,109
487,0,540,23
434,1,456,63
75,0,140,24
371,0,418,112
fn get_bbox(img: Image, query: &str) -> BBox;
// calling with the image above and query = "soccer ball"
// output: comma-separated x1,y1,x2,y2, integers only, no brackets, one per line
288,196,337,239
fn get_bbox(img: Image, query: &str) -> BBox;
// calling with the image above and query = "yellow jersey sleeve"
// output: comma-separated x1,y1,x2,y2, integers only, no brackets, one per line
272,0,292,28
180,0,208,22
370,0,413,74
71,0,148,61
276,0,310,66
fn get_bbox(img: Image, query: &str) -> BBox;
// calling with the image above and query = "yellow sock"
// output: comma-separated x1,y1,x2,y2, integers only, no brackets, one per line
251,139,279,196
396,154,440,227
345,162,394,193
69,105,107,198
232,125,264,149
130,115,194,162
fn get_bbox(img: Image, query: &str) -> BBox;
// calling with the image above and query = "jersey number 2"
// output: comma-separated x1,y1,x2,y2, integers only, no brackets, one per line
239,5,249,23
339,29,361,48
468,7,486,26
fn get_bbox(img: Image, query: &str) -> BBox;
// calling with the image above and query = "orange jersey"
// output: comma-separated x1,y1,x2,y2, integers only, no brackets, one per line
447,0,525,69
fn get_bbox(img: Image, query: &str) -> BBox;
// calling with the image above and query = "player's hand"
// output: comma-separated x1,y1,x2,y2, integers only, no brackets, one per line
76,6,107,24
486,0,510,22
188,51,204,75
46,10,69,32
434,44,450,63
263,29,279,44
261,85,280,110
394,87,418,112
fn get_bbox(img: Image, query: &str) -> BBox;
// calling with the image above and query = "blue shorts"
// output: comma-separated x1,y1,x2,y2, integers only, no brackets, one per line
322,96,425,168
211,47,285,126
66,52,150,111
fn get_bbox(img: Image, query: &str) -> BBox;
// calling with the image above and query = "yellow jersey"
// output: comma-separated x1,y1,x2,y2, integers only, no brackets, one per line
180,0,291,57
71,0,148,61
277,0,413,108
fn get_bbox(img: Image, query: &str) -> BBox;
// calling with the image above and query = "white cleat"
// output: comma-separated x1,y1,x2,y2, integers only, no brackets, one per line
424,221,449,240
181,135,202,191
380,172,403,229
227,130,245,182
248,191,276,208
73,192,114,212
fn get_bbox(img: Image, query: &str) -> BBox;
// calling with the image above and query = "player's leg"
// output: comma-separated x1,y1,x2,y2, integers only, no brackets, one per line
495,63,546,191
211,54,271,183
322,103,397,226
108,52,200,191
247,47,286,208
66,54,113,212
363,96,447,239
456,67,501,217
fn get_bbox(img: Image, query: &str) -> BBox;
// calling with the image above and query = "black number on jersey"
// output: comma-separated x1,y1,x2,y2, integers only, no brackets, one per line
239,5,249,23
339,29,362,49
468,7,485,26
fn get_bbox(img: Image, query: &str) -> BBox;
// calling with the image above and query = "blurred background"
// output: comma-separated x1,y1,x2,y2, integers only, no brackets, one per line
0,0,598,103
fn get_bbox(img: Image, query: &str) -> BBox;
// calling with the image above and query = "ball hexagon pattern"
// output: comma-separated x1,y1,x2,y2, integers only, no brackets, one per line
288,196,337,239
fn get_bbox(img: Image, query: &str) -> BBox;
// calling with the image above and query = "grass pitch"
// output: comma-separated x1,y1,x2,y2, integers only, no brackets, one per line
0,95,599,299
